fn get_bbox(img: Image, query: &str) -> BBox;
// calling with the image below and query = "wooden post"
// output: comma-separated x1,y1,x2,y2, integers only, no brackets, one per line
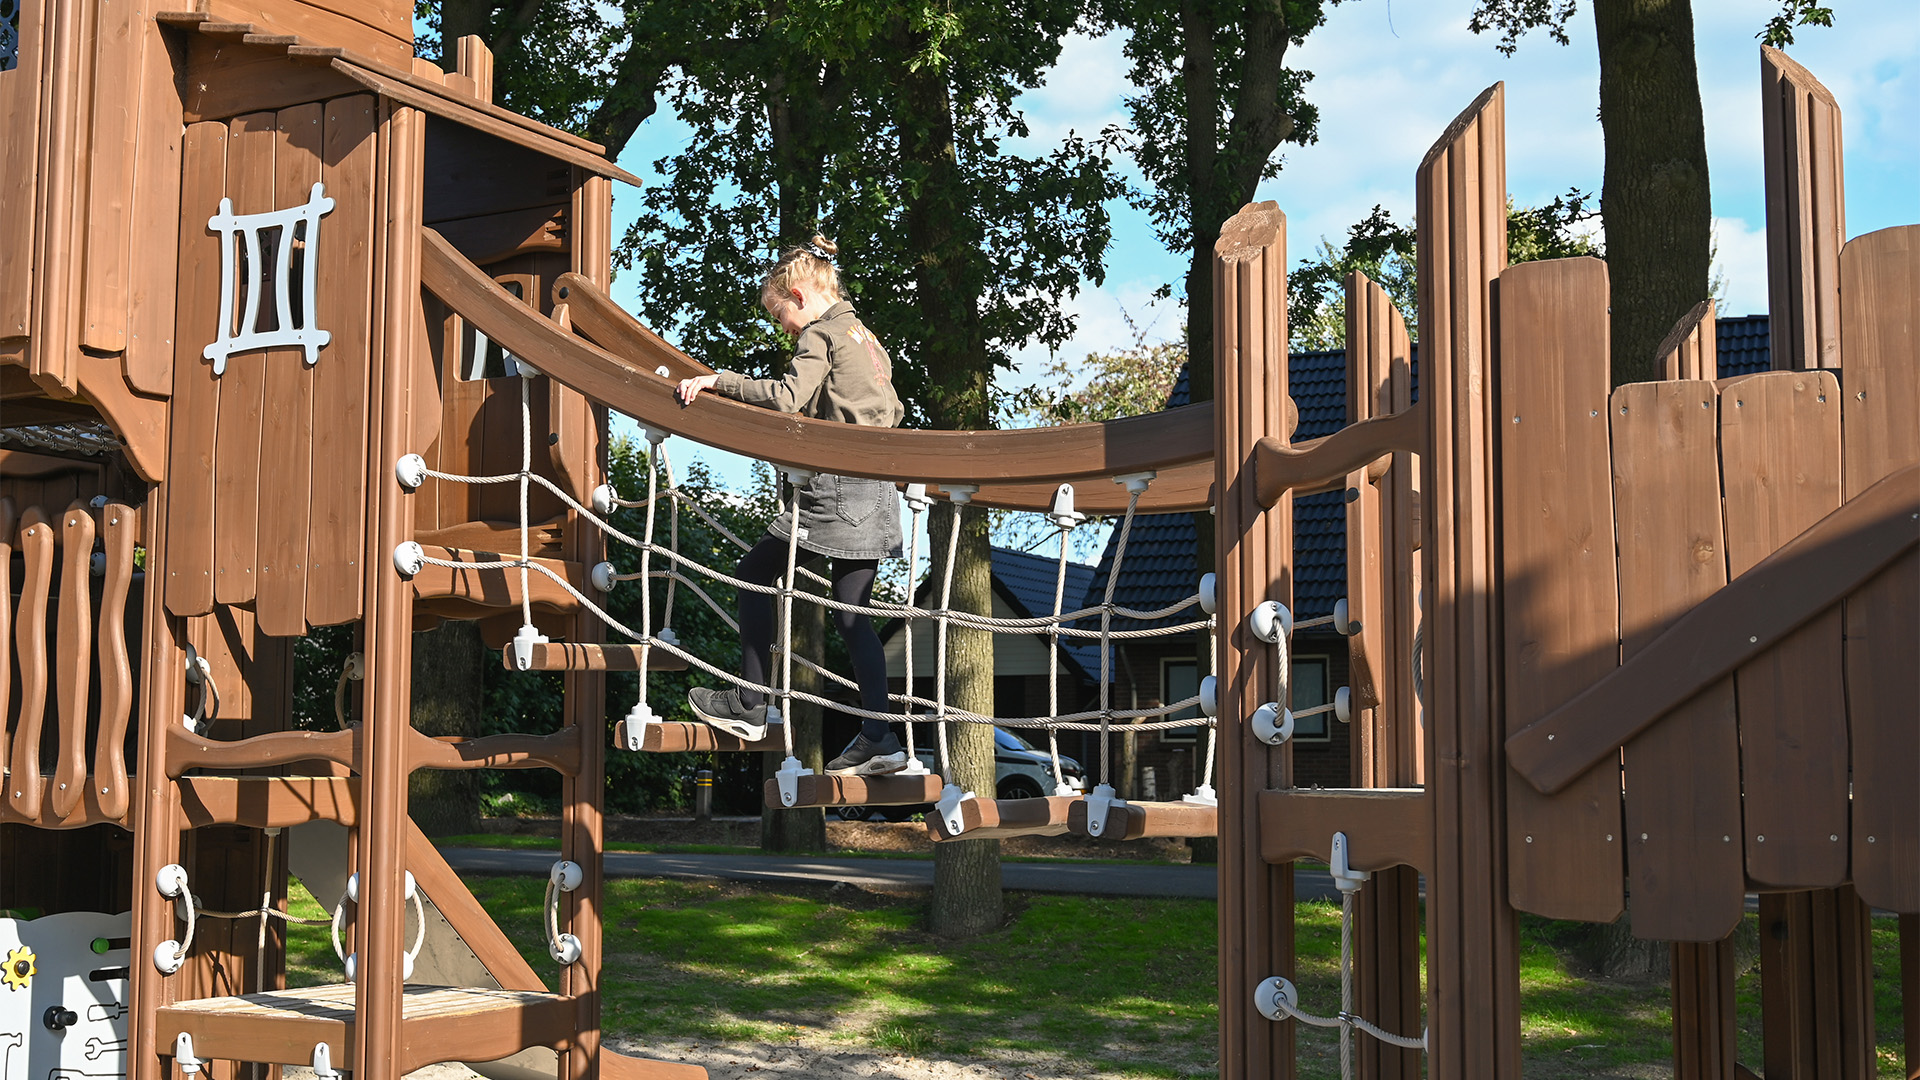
1415,83,1521,1080
1212,201,1294,1080
353,100,425,1080
1758,888,1878,1080
1343,271,1421,1080
1761,46,1845,373
1655,299,1718,381
1671,939,1739,1080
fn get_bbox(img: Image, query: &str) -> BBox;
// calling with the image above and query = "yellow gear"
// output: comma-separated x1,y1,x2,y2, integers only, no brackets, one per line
2,945,33,991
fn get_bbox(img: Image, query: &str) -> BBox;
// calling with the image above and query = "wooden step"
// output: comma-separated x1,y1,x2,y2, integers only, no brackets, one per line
613,719,782,753
504,642,688,672
763,772,945,810
1067,798,1218,841
1256,787,1429,873
156,984,575,1074
927,795,1077,841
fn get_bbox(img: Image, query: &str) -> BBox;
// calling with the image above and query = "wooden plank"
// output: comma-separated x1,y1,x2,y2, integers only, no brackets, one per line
611,719,782,754
50,502,97,820
762,772,945,810
9,508,54,821
182,35,364,122
123,13,187,397
1902,915,1919,1074
1838,226,1920,914
1068,798,1217,841
178,776,361,828
926,794,1076,841
28,0,89,395
1671,939,1738,1080
504,642,687,672
196,0,414,67
454,35,494,103
304,94,377,627
1761,47,1845,373
408,547,590,611
0,0,46,340
167,138,227,611
0,498,13,772
256,102,325,636
1757,888,1878,1080
1720,371,1846,888
408,728,582,774
435,204,567,265
1611,380,1745,941
1507,463,1918,794
79,0,140,354
93,502,139,821
1495,256,1623,923
210,111,277,606
1256,788,1429,872
1655,299,1717,381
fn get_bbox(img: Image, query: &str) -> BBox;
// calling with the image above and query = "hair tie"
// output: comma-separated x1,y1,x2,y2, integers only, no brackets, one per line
803,241,833,262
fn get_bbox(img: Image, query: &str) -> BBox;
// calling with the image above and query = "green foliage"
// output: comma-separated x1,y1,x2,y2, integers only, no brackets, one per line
1467,0,1836,58
1759,0,1835,47
413,2,626,136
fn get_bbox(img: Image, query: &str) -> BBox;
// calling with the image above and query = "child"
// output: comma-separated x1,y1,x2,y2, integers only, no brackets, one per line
674,236,910,776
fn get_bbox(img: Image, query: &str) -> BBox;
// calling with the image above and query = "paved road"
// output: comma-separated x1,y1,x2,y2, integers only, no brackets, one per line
439,846,1344,902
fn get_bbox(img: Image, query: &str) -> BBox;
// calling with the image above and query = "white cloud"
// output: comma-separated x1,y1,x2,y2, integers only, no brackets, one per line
1711,215,1769,317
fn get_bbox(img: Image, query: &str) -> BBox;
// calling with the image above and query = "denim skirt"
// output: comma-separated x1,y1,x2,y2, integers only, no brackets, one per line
768,473,904,560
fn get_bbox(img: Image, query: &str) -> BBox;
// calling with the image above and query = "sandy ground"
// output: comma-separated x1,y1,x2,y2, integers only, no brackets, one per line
295,1043,1147,1080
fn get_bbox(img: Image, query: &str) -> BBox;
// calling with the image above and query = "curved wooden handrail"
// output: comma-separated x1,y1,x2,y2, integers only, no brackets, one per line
1254,403,1428,509
52,503,95,819
423,229,1213,487
552,273,715,383
10,507,54,820
93,504,139,820
1508,463,1920,795
410,728,583,773
166,726,358,778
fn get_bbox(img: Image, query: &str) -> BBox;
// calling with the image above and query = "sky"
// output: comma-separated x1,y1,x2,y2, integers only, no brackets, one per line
603,0,1917,534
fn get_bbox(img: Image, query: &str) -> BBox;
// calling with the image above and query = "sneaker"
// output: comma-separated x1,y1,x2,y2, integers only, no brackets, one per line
687,687,769,741
826,732,909,776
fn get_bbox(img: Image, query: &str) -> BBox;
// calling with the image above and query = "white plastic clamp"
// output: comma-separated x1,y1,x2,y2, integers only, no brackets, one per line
774,755,812,807
1198,573,1217,615
344,870,417,903
1254,976,1300,1023
551,933,583,966
639,425,667,446
1082,783,1125,838
1182,782,1218,807
1199,675,1218,718
894,753,931,777
173,1033,204,1075
1052,776,1085,797
656,627,680,647
622,700,661,751
1333,686,1352,724
395,453,428,490
509,623,549,672
590,561,619,592
945,483,979,504
1251,702,1294,746
764,703,785,728
156,863,189,899
1332,597,1361,636
550,860,584,892
1248,600,1292,643
513,356,539,379
310,1043,341,1080
1048,483,1084,528
1329,831,1370,895
591,484,619,516
903,483,932,510
153,863,191,974
784,467,815,486
1112,470,1156,494
935,784,976,837
392,541,426,578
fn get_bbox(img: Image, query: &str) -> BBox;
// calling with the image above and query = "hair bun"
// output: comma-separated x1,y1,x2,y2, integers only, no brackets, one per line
809,235,839,258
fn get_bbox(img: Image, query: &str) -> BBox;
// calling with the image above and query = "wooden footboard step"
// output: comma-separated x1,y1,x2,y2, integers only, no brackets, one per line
613,718,783,753
763,772,945,809
927,795,1078,841
1068,798,1219,841
504,642,688,671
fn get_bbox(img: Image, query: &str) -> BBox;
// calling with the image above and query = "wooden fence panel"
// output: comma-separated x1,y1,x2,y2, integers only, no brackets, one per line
80,0,138,355
1762,46,1845,373
1656,299,1717,381
1613,380,1744,942
212,111,277,607
0,0,46,340
256,102,324,637
1497,256,1623,923
166,121,229,616
1721,370,1846,888
123,10,185,397
306,94,378,627
1838,225,1920,914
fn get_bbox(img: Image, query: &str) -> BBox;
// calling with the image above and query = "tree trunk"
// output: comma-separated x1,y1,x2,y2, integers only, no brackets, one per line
409,620,484,837
761,588,827,852
1593,0,1712,386
928,502,1003,937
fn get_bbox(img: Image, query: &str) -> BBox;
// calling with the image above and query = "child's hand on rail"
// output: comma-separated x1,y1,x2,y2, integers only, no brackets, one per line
676,374,719,406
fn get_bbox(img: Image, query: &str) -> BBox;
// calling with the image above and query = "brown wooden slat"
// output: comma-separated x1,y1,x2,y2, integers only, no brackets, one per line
1611,380,1745,941
0,498,14,771
9,508,55,821
926,795,1076,841
1838,225,1920,914
255,102,325,636
166,120,230,616
28,0,87,395
1757,888,1878,1080
193,1,413,67
178,776,361,827
1762,47,1846,374
304,94,378,627
1253,404,1427,508
79,0,140,354
1256,788,1429,873
0,0,46,339
503,642,688,672
611,719,782,754
1721,371,1847,888
1507,463,1919,795
408,547,590,611
1068,798,1217,840
124,12,187,397
92,503,138,821
212,110,277,606
181,34,363,122
1496,256,1623,923
1671,939,1738,1080
422,229,1215,487
50,502,97,820
762,772,945,810
167,726,358,778
1655,299,1718,381
1901,914,1919,1073
410,728,582,774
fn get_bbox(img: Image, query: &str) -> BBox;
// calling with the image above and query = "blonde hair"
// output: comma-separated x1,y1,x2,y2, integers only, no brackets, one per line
760,235,843,308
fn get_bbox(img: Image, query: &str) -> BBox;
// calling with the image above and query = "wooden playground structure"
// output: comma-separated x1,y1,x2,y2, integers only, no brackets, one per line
0,4,1913,1080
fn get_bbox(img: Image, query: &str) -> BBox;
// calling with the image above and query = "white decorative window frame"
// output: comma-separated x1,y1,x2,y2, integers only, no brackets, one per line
204,181,335,375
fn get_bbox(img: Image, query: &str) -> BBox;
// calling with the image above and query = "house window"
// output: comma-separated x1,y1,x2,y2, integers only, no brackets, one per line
1160,654,1332,743
1,0,19,73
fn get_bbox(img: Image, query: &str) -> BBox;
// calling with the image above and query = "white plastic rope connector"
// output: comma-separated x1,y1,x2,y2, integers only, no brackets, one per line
1249,600,1293,643
1254,976,1302,1023
1082,783,1125,838
546,860,584,965
173,1033,204,1075
153,864,193,974
1198,572,1217,615
1251,702,1294,746
1334,686,1352,724
944,483,978,504
1199,675,1218,717
903,483,932,510
590,561,619,592
310,1043,340,1080
395,453,428,490
1329,832,1370,895
1048,483,1084,528
774,755,811,807
392,541,425,578
1182,782,1218,807
1112,470,1156,494
591,483,619,516
621,700,661,751
509,623,549,672
935,783,975,837
1332,598,1361,636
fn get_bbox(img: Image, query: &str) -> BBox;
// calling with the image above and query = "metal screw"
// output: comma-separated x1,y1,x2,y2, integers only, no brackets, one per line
1525,836,1533,843
1547,733,1555,741
1605,834,1613,842
1619,406,1628,414
1868,836,1876,843
1640,833,1648,841
1749,636,1758,644
1735,400,1744,408
1511,416,1521,424
1817,395,1826,403
1723,836,1731,842
1589,409,1598,417
1757,835,1766,842
1857,391,1866,400
1830,834,1838,841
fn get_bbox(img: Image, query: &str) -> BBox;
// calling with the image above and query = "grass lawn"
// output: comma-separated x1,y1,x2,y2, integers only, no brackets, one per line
285,875,1908,1079
432,831,1197,866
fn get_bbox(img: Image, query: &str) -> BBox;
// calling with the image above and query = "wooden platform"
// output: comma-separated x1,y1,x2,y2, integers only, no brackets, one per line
927,795,1077,841
1067,798,1218,840
762,772,945,809
157,984,576,1074
613,719,783,753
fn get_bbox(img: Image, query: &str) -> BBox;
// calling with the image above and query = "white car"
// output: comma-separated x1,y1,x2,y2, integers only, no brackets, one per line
833,727,1085,822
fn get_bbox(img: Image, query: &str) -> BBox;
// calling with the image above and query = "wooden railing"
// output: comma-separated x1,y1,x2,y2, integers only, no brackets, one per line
1,497,143,826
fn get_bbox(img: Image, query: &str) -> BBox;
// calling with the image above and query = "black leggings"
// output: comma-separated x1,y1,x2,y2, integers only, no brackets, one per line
735,535,892,741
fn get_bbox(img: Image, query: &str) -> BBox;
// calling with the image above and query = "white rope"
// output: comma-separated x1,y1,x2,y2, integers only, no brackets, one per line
779,481,805,755
518,372,533,633
1097,488,1144,786
901,494,927,762
1270,894,1428,1060
933,501,962,780
1046,522,1070,791
636,439,660,705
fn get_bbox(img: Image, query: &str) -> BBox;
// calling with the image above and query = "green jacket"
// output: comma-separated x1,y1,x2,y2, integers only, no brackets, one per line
714,301,905,428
